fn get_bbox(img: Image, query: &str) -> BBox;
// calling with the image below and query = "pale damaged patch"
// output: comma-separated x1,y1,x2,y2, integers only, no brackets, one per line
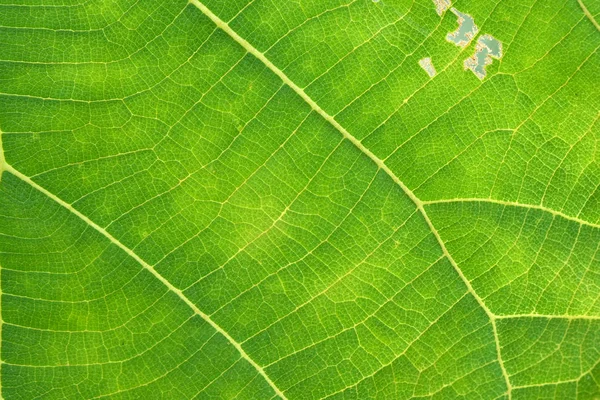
419,57,437,77
446,8,478,47
431,0,451,16
464,34,503,79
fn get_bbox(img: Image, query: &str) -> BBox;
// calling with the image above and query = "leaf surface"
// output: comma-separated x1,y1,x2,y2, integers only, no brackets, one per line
1,0,599,398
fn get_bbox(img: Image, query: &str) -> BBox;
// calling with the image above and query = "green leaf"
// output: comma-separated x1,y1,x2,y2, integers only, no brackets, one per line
1,0,599,398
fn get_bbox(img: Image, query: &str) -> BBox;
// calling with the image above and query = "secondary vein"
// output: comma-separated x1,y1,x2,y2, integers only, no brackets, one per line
423,198,600,230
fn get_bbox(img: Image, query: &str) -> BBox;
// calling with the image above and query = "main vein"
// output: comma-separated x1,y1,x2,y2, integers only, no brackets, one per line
188,0,513,395
578,0,600,31
1,1,598,397
0,161,287,400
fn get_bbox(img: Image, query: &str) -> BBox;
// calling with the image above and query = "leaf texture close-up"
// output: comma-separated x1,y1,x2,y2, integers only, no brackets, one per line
0,0,599,398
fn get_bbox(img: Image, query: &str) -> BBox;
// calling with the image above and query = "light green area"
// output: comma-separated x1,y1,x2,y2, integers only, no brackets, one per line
0,0,599,398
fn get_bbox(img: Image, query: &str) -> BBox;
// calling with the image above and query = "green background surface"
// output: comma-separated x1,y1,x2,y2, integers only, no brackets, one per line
0,0,599,398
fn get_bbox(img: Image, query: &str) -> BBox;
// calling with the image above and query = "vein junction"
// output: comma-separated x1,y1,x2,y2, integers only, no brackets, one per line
187,1,600,396
0,159,288,400
1,1,598,398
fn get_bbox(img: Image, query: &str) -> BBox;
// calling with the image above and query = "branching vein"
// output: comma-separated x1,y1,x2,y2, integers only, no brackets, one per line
187,0,514,395
0,159,287,400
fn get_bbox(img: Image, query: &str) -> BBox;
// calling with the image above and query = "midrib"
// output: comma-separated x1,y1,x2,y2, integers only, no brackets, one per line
578,0,600,31
1,1,598,398
0,161,287,400
187,0,514,395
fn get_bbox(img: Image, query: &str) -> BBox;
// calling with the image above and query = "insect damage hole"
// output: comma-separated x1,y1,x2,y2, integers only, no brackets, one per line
432,0,451,16
464,34,503,79
446,8,478,47
418,57,437,77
